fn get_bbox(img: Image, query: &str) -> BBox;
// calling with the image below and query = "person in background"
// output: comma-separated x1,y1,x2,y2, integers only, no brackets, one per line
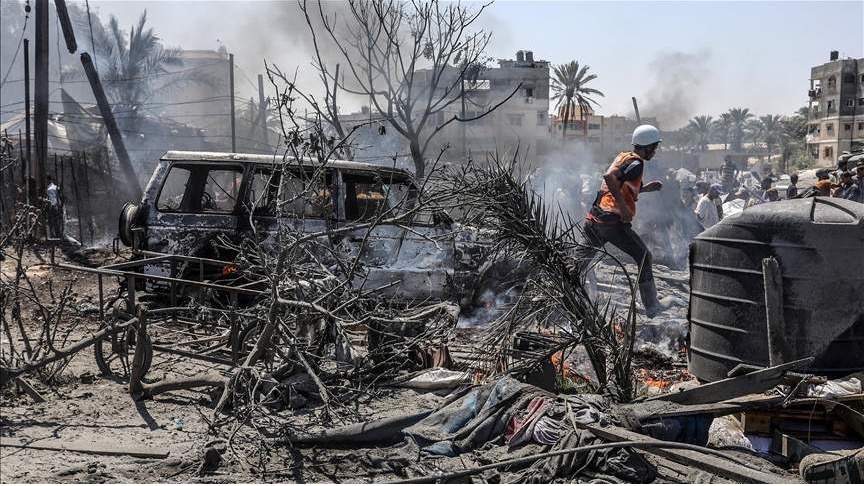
786,173,799,199
759,176,773,199
830,153,850,185
816,168,830,181
836,171,861,202
815,179,832,197
695,184,721,229
583,124,668,317
855,164,864,203
680,186,698,211
765,188,780,202
45,175,64,239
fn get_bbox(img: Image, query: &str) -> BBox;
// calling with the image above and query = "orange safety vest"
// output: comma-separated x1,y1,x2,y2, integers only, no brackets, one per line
588,152,643,223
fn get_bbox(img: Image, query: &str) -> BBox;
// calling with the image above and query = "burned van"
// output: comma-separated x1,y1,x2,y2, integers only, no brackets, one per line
119,151,487,302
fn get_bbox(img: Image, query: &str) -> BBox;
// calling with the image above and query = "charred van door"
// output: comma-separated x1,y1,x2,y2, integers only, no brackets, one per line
339,170,455,300
145,161,245,260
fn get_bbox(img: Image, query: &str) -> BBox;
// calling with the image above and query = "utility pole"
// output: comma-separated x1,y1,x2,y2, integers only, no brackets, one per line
80,53,142,199
631,97,642,124
257,74,268,146
33,0,49,201
54,0,77,53
229,53,236,152
23,39,32,204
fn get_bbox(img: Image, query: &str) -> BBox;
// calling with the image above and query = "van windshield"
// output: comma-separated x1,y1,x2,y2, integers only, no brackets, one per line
157,164,243,214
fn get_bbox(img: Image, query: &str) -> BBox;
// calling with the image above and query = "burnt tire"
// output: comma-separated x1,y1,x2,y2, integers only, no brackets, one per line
118,202,142,247
94,324,152,379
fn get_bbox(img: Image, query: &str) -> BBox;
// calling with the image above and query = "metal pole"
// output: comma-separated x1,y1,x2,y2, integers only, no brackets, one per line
257,73,267,146
631,97,641,124
34,0,49,202
229,53,236,152
23,39,31,204
79,52,142,199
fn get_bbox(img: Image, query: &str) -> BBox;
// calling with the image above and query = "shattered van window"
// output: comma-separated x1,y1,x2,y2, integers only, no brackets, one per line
249,170,280,215
157,165,242,214
344,174,407,221
279,172,332,218
157,167,191,212
202,169,242,213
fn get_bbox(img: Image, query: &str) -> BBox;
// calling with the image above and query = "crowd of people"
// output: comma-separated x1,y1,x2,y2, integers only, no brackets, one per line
679,153,864,230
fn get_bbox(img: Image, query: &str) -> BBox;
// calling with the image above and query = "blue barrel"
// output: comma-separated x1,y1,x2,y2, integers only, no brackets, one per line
688,197,864,382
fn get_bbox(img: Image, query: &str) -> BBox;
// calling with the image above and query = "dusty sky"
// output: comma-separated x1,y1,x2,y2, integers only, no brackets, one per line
85,0,864,128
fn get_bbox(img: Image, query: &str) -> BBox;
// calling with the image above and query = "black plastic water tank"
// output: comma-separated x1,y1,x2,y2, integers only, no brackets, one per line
688,197,864,382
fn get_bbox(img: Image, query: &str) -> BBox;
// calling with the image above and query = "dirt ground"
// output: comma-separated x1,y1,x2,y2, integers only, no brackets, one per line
1,244,696,483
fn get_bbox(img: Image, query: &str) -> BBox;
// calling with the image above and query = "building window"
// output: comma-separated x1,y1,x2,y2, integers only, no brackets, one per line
507,114,523,126
826,123,834,134
524,87,534,98
827,76,836,89
859,122,864,131
588,123,600,130
824,146,833,159
536,111,546,126
827,100,835,112
843,73,855,83
861,74,864,84
846,98,855,107
858,98,864,106
845,123,852,131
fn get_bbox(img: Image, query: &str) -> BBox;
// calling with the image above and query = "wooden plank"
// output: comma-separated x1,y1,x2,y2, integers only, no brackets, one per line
647,357,814,405
625,393,786,421
771,430,820,463
0,438,169,459
582,424,797,484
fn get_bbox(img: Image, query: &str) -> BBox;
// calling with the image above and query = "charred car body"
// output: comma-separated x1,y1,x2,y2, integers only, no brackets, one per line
119,151,491,304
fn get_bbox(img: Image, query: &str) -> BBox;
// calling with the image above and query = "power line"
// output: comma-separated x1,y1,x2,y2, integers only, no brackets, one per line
2,60,228,85
0,3,30,88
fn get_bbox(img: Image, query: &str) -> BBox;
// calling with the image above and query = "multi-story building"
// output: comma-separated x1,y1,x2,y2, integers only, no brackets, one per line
414,50,551,163
806,51,864,167
550,105,658,160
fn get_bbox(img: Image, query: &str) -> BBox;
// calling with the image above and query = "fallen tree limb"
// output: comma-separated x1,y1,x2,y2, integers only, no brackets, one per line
0,317,136,387
0,438,169,459
269,410,433,446
133,373,227,401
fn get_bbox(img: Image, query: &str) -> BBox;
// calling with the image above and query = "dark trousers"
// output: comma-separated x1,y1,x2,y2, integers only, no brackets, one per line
582,220,654,284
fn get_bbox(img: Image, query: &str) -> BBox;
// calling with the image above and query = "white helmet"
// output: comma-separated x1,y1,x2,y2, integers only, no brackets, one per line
632,124,662,147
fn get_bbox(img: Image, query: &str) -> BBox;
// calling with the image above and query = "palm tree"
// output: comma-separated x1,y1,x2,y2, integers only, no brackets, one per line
550,61,604,139
726,107,753,152
779,107,809,173
752,114,785,159
713,112,732,150
687,115,713,151
90,11,213,131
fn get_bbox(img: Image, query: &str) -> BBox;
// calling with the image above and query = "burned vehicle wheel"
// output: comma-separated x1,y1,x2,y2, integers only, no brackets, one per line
94,324,153,378
118,202,145,247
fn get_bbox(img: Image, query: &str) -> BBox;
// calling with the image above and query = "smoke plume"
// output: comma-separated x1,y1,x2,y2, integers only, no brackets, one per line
638,49,712,129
